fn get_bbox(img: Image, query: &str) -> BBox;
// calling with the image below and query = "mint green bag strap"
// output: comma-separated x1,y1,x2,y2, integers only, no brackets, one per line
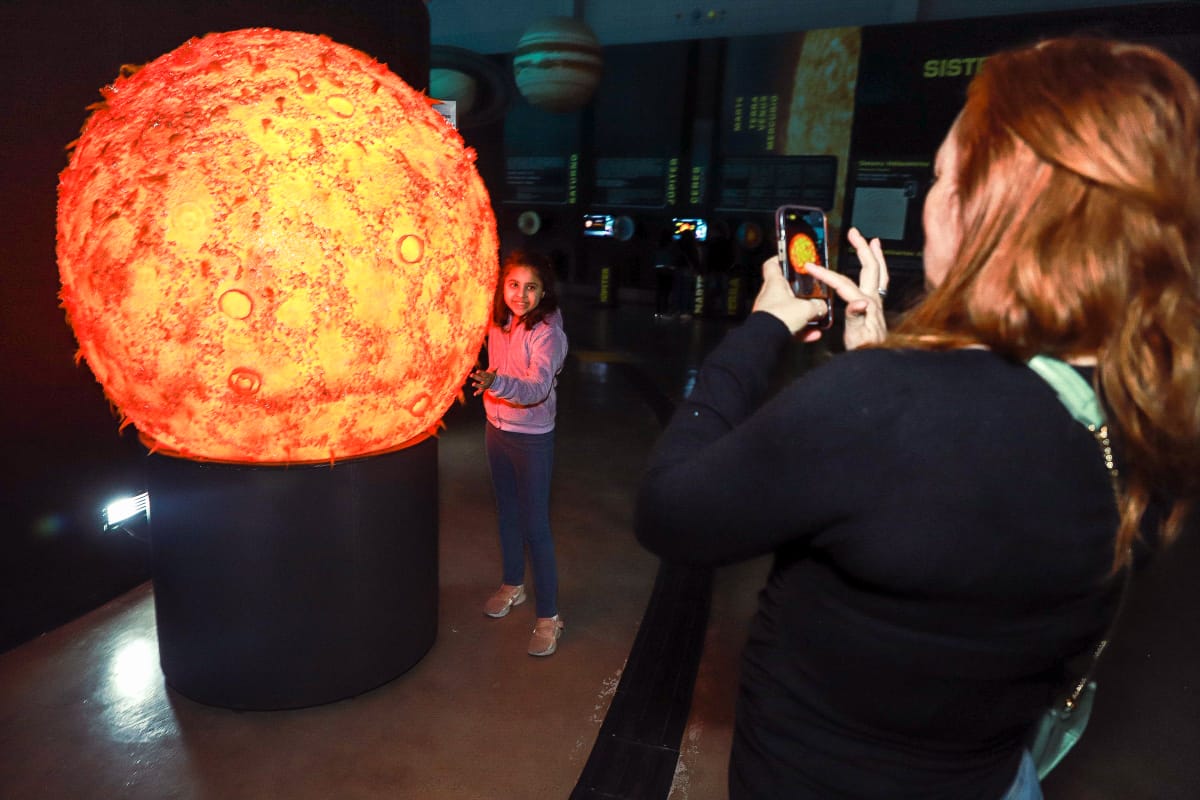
1025,353,1125,780
1027,354,1116,479
1027,354,1105,429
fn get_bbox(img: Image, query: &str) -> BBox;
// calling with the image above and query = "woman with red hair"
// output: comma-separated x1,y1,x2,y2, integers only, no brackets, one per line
637,37,1200,799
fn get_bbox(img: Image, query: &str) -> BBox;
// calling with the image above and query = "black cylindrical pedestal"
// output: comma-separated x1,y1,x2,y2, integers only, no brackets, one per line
146,439,438,710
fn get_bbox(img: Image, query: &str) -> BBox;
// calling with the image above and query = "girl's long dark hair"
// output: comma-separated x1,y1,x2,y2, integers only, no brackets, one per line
492,249,560,330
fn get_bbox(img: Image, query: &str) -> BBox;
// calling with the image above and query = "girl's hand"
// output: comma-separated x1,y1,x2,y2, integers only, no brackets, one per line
803,227,890,350
751,256,827,342
470,369,496,396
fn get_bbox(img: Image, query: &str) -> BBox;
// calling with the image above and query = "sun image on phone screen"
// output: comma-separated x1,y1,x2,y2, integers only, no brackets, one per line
776,205,833,328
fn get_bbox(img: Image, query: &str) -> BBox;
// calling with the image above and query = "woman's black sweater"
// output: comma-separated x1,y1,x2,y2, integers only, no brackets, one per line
636,312,1122,799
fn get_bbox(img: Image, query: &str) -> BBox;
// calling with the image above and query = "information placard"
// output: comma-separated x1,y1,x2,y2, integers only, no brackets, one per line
717,155,837,212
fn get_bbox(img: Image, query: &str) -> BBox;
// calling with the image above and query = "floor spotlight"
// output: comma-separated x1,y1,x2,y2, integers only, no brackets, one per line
103,492,150,532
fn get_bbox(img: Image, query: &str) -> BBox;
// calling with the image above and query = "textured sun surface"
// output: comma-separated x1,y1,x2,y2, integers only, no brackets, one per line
788,233,819,272
57,28,498,464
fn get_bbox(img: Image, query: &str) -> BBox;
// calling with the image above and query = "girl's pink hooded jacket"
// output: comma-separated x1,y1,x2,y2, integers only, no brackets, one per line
482,309,568,434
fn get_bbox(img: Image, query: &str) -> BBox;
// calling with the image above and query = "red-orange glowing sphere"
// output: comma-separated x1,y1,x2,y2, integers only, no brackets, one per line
57,29,498,464
787,233,819,274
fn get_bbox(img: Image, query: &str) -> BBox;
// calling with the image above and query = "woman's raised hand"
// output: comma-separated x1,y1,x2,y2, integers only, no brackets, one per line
802,227,890,350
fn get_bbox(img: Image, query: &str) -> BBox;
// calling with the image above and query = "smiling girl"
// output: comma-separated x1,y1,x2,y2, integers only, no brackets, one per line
470,250,569,656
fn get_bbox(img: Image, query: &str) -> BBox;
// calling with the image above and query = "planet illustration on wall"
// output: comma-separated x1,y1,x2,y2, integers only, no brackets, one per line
613,215,635,242
56,28,499,465
512,16,603,113
517,210,543,236
430,45,513,128
736,221,764,251
430,67,477,113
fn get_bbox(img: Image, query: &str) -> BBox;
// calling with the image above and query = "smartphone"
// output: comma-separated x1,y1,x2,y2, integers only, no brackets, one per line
775,205,833,329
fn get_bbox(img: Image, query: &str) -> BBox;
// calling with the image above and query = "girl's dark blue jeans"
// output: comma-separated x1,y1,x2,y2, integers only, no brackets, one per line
485,424,558,618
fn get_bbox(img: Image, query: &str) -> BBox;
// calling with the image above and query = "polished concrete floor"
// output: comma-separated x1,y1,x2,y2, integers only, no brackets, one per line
1,292,1199,799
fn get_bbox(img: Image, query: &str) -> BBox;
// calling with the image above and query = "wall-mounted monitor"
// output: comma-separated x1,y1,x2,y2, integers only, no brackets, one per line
672,217,708,242
583,213,616,237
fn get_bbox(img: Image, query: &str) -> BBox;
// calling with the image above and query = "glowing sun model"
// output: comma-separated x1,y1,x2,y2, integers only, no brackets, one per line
57,28,498,464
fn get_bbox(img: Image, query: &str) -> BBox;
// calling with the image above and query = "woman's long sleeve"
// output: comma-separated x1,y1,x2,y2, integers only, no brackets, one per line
635,312,884,566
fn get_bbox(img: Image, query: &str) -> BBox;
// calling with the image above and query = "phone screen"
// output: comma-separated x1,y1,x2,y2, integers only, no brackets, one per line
775,205,833,329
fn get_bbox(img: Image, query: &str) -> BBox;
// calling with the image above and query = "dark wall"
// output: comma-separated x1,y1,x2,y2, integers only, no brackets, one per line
0,0,430,652
468,2,1200,305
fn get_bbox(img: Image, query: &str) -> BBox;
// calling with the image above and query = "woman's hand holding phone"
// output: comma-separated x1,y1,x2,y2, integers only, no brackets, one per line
752,256,827,342
753,227,890,348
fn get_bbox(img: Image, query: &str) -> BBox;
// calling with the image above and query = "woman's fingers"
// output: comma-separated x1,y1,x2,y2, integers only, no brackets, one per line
847,226,888,298
760,255,784,285
870,235,889,296
847,227,878,294
755,256,796,308
802,263,862,304
804,260,888,351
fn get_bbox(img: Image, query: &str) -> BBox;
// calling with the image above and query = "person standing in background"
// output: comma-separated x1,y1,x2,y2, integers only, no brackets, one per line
654,231,677,318
471,250,569,656
675,227,701,320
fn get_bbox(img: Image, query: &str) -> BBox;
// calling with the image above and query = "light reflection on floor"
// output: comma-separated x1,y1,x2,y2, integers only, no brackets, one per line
101,627,176,744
